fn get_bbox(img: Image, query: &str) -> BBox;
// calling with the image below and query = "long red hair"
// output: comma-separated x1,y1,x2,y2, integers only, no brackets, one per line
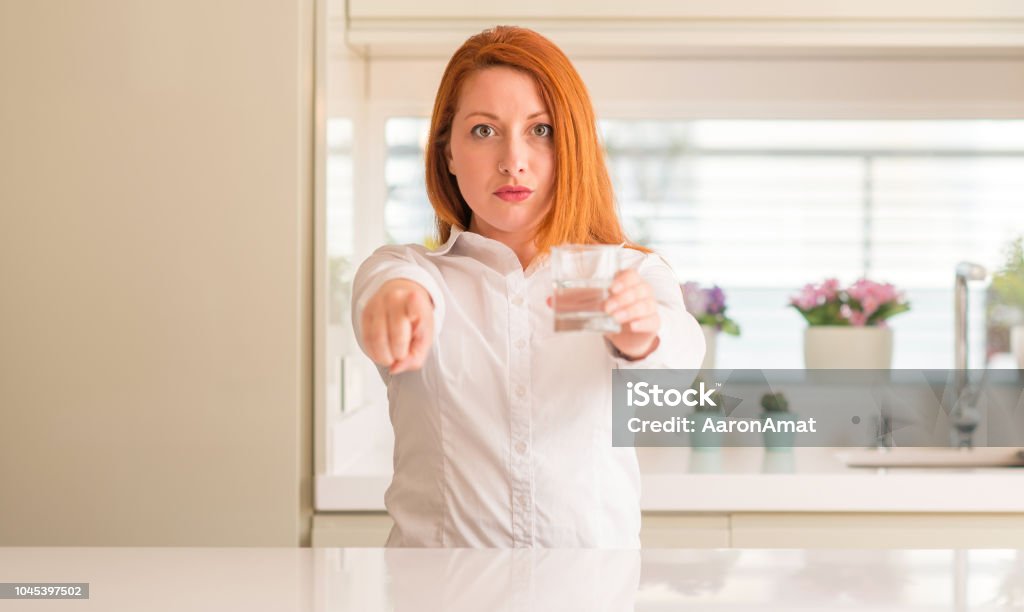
424,26,649,255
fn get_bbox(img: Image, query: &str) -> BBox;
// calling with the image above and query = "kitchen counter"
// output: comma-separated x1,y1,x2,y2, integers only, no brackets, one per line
317,445,1024,512
3,547,1023,611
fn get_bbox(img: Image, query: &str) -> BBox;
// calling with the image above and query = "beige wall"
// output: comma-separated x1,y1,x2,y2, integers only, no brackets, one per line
0,0,314,545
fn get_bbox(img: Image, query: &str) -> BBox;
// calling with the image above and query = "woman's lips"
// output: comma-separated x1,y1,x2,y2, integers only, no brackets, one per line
494,187,533,202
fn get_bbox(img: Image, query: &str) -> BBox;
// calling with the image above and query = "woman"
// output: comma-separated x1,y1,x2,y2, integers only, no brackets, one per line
352,26,705,548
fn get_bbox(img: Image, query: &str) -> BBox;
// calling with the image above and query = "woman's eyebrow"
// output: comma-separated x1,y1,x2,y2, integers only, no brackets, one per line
463,111,550,121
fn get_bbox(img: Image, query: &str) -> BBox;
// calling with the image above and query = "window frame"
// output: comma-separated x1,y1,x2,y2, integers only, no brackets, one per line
315,48,1024,485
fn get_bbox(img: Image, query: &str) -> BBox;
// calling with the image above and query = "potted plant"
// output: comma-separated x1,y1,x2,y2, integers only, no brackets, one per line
790,278,910,369
990,237,1024,368
681,282,741,371
760,391,796,451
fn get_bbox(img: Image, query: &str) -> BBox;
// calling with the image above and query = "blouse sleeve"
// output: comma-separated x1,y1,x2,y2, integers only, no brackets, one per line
605,251,706,370
350,244,447,364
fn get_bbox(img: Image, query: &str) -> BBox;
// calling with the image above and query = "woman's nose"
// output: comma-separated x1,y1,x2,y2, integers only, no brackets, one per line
499,137,528,175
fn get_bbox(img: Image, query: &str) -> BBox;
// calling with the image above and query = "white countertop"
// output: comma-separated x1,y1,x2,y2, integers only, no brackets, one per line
316,444,1024,512
3,547,1023,611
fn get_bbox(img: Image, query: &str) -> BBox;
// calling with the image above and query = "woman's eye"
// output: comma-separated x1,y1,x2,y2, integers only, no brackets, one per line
471,125,494,138
532,124,553,137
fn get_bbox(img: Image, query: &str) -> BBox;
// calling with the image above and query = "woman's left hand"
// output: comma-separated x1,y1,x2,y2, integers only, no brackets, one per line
602,269,660,360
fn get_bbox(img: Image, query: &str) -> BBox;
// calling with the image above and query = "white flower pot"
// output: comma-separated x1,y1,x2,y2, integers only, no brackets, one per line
1011,325,1024,369
700,325,717,371
804,326,893,369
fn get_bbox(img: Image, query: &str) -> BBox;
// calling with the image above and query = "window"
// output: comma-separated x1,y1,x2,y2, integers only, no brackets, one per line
384,118,1024,369
384,118,435,246
325,118,355,414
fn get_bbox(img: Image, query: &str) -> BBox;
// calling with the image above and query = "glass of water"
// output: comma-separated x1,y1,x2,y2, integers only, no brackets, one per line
550,244,622,333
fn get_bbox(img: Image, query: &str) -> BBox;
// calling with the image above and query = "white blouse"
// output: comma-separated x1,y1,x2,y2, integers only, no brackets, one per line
352,227,705,548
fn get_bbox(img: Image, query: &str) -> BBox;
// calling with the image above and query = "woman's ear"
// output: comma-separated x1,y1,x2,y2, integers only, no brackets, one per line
445,145,457,176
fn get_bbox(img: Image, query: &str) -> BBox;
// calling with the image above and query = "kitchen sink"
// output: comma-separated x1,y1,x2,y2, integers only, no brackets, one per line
836,447,1024,468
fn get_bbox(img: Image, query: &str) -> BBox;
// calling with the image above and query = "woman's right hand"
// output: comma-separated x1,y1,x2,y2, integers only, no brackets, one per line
360,279,435,374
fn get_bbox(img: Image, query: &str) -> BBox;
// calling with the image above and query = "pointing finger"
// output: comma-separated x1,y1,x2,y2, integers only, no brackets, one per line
362,308,394,367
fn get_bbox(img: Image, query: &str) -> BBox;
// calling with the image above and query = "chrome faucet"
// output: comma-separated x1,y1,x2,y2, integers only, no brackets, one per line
953,262,986,446
954,262,986,392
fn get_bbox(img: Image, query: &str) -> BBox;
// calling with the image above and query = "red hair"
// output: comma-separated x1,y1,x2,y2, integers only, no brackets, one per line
424,26,649,254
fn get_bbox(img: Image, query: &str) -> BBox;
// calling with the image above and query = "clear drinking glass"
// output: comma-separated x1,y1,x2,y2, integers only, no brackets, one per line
550,244,622,333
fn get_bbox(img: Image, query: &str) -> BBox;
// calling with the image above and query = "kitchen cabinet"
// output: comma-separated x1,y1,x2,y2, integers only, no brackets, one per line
311,513,732,548
730,513,1024,548
312,513,393,547
316,448,1024,547
349,0,1023,21
640,513,730,548
311,511,1024,548
345,0,1024,57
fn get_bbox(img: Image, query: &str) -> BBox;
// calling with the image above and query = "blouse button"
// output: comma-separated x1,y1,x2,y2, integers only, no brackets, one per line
515,385,526,398
515,339,526,350
512,295,524,307
515,441,527,454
